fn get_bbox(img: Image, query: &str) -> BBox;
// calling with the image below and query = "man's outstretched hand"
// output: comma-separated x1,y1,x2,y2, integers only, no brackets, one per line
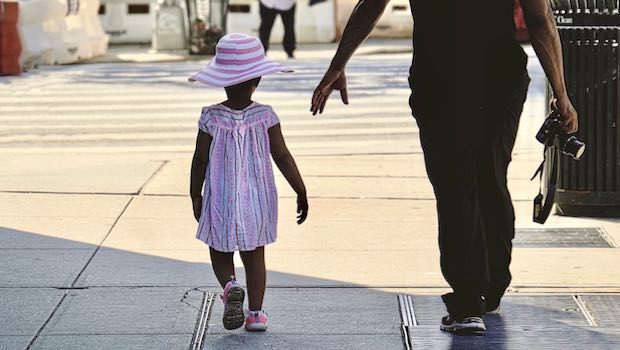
310,68,348,115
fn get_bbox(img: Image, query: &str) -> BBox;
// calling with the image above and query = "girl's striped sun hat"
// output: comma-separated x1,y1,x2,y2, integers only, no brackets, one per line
189,33,293,87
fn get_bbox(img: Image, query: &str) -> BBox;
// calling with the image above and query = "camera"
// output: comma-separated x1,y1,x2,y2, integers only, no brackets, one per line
535,111,585,160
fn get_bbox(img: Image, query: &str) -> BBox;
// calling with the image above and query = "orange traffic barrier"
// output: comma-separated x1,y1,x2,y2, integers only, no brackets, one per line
0,1,21,75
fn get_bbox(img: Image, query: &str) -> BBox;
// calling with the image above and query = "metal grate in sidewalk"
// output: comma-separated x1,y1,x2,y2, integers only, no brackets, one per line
398,294,416,350
513,227,616,248
400,294,620,349
579,295,620,327
190,292,215,350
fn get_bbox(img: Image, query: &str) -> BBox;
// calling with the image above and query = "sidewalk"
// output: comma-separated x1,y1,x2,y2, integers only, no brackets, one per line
1,44,620,349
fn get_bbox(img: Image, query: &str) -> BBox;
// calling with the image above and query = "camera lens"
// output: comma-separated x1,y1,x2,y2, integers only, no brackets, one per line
562,136,586,160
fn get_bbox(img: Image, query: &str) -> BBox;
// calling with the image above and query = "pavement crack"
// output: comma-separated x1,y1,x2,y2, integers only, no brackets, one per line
69,197,135,288
0,190,134,196
137,160,169,195
25,290,69,349
180,287,204,311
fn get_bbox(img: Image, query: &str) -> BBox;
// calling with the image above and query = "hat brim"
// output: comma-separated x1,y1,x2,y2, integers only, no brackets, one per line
188,57,294,87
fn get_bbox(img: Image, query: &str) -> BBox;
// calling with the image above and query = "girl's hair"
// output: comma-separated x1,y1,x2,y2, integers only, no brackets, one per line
225,77,261,94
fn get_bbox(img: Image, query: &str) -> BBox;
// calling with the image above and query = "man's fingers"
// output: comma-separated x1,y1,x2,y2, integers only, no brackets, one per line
297,209,307,224
312,90,328,115
568,119,578,133
311,89,322,107
340,87,349,105
314,95,326,115
319,94,329,114
550,98,558,111
311,91,321,111
311,94,322,115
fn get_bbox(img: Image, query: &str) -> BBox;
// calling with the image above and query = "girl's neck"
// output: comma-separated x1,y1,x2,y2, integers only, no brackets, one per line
222,98,253,111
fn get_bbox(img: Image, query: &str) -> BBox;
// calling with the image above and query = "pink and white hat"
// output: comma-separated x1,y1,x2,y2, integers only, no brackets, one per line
188,33,294,88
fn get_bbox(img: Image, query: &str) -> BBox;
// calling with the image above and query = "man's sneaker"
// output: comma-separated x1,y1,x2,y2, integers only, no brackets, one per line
221,278,245,330
484,305,501,314
440,315,486,335
484,297,501,314
245,310,268,332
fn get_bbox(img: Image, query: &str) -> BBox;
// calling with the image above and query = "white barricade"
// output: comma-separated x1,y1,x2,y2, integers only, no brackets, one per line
336,0,412,39
82,0,109,56
17,0,64,66
227,0,336,44
373,0,412,38
152,0,188,50
17,0,108,67
99,0,157,43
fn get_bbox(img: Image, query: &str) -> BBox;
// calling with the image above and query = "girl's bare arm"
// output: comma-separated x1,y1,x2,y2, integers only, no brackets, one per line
268,124,308,224
190,131,212,221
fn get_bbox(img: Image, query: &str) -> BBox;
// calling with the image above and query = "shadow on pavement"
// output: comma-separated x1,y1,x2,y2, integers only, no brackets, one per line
2,227,619,350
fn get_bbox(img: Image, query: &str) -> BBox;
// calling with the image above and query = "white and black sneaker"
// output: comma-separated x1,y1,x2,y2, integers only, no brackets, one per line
440,315,486,335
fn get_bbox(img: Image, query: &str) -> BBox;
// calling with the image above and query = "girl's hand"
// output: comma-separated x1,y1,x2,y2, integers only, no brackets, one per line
310,68,348,115
192,196,202,222
297,195,308,224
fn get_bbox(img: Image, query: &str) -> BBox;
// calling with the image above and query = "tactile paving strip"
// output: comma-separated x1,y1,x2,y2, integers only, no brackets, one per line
513,227,615,248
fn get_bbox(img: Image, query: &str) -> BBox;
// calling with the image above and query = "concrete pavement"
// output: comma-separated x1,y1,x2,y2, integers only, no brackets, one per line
1,41,620,349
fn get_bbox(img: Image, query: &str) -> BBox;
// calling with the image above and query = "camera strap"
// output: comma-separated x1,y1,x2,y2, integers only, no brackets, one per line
531,145,559,224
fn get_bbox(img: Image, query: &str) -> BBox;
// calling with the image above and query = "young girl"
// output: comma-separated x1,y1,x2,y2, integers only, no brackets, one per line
189,33,308,332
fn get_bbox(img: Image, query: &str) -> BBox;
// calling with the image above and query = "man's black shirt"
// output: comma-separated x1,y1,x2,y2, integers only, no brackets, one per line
408,0,528,113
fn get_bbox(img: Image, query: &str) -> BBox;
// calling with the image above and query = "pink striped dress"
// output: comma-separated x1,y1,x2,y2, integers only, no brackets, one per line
196,102,279,252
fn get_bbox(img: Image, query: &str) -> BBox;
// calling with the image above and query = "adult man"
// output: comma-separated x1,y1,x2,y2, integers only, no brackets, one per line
258,0,297,58
311,0,578,334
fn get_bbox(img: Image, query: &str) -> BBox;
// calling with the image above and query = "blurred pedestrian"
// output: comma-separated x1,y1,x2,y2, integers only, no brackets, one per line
259,0,297,58
189,33,308,332
310,0,578,335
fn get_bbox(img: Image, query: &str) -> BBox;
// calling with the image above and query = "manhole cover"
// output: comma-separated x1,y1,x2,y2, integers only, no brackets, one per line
513,227,615,248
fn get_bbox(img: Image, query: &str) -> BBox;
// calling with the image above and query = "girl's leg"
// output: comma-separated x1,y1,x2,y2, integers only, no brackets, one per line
209,247,235,288
239,247,266,311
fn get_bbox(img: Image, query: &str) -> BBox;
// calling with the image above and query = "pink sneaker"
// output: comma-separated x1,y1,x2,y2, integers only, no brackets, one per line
221,278,245,330
245,310,268,332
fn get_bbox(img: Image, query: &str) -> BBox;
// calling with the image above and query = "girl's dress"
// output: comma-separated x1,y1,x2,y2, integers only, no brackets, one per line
196,102,280,252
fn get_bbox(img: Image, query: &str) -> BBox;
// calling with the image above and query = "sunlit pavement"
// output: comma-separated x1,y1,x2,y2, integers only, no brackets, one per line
1,41,620,349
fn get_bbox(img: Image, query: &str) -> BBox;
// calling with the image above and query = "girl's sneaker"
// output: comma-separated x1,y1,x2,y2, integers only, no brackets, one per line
221,279,245,330
245,310,268,332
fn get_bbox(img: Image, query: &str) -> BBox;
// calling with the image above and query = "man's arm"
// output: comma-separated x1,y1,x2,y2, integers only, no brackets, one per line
521,0,578,132
310,0,390,115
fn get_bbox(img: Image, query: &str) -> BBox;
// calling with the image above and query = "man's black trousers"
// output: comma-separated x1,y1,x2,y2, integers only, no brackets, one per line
411,76,530,319
258,3,296,56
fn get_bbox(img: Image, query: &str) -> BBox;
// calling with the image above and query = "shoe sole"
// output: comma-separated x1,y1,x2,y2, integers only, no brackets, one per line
245,323,267,332
222,286,245,330
484,307,500,315
440,325,486,335
440,321,486,335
